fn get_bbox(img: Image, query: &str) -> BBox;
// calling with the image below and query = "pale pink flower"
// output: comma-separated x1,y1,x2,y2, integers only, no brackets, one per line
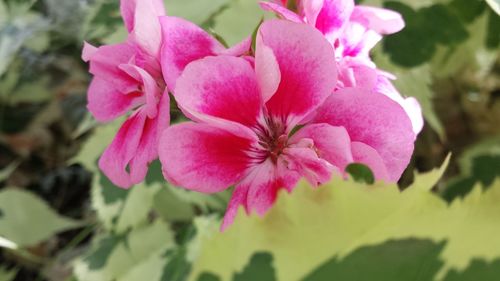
158,20,415,230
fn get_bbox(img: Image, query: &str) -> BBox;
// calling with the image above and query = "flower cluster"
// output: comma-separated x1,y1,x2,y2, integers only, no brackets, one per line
83,0,422,230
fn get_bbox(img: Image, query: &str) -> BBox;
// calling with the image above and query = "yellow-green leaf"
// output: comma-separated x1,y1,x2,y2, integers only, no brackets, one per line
0,189,81,247
189,159,500,281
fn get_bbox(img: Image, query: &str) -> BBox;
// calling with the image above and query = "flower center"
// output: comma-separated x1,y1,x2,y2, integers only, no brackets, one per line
253,115,288,163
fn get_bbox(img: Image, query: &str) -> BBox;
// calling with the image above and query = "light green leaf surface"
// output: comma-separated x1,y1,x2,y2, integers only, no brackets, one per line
74,220,174,281
115,182,162,233
486,0,500,15
212,0,267,46
0,189,80,247
189,158,500,281
72,119,129,230
166,0,230,25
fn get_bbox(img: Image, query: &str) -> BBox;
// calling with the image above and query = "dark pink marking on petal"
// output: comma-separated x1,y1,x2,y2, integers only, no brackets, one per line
175,56,262,127
159,123,253,193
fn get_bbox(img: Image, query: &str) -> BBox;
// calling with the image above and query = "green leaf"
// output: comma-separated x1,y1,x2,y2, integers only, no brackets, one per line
72,119,129,229
486,9,500,49
89,171,129,230
115,182,161,233
302,239,444,281
448,0,486,23
0,189,81,247
0,161,20,182
233,253,276,281
74,220,174,281
443,155,500,201
166,0,230,26
0,266,18,281
443,258,500,281
189,159,500,280
382,2,469,67
71,118,124,171
345,163,375,184
485,0,500,15
212,0,268,46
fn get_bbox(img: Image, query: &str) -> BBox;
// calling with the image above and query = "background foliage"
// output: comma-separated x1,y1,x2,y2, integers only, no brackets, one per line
0,0,499,280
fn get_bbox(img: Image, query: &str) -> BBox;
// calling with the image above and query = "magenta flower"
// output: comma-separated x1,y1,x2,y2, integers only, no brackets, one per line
260,0,423,135
82,0,169,188
260,0,404,59
82,0,250,188
159,16,251,92
158,20,415,230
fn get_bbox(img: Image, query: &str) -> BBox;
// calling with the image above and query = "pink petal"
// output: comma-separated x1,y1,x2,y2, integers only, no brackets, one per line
221,183,250,231
290,123,354,172
351,5,405,35
259,1,304,23
300,0,324,26
128,92,170,183
221,37,252,56
222,159,282,230
175,56,262,127
160,16,226,91
99,93,169,188
337,21,381,58
119,64,161,118
87,43,138,94
350,141,390,182
255,36,281,102
315,0,355,41
374,75,424,134
120,0,137,32
281,138,334,186
82,41,98,62
312,87,415,182
126,0,165,57
258,20,337,125
245,159,280,216
159,123,254,193
87,78,140,122
120,0,165,58
337,57,378,89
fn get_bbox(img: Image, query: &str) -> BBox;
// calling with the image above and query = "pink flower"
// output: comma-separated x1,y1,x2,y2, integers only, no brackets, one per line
260,0,404,59
158,20,415,230
159,16,251,92
83,0,169,188
82,1,250,188
261,0,424,134
336,57,424,134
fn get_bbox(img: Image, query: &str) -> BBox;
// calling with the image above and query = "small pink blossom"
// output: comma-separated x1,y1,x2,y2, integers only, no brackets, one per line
83,1,251,188
83,0,169,188
158,20,415,230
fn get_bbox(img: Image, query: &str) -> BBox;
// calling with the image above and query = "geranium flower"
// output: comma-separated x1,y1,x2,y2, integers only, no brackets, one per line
260,0,424,134
260,0,404,59
82,0,250,188
83,0,169,188
158,20,415,230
